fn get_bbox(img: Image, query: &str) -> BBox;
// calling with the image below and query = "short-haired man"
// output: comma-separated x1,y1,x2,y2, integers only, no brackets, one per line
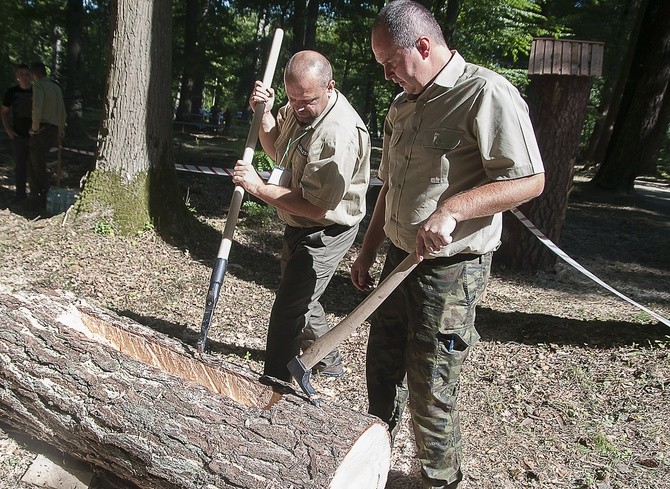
1,64,33,205
351,1,545,487
28,61,66,214
233,50,371,381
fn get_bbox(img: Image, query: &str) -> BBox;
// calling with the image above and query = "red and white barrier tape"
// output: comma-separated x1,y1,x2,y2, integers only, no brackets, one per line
175,163,385,186
511,207,669,327
57,147,386,185
52,146,669,326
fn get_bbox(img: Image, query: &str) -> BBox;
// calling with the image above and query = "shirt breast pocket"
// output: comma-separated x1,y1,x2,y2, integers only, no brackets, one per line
421,129,462,183
387,128,404,174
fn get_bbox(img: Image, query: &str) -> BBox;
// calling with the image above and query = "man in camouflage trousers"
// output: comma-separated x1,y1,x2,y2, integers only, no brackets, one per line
350,1,545,488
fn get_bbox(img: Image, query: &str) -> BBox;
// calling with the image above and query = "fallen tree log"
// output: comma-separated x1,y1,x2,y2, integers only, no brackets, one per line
0,288,390,488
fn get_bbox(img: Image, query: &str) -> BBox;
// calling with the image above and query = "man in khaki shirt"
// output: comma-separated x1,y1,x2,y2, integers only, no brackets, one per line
233,50,370,381
28,61,66,213
351,2,544,488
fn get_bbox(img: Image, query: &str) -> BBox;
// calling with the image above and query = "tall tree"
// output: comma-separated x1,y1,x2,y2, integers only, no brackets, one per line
175,0,210,121
417,0,462,44
77,0,188,237
291,0,319,52
65,0,84,139
592,0,670,191
576,0,645,166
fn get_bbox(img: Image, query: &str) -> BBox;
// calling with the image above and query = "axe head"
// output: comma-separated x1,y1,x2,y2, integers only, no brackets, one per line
287,356,321,407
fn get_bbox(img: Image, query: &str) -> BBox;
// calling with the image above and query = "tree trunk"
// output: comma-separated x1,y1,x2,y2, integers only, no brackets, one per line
593,0,670,192
364,55,379,137
305,0,319,51
77,0,189,237
65,0,84,139
0,289,391,489
292,0,307,52
496,75,592,271
176,0,209,121
583,0,647,167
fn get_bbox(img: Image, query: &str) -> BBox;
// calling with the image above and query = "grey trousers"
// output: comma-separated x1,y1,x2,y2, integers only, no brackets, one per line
263,223,358,382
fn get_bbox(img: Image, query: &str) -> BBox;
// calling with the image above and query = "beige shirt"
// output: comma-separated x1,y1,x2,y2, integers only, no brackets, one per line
32,76,66,132
274,89,371,228
379,51,544,256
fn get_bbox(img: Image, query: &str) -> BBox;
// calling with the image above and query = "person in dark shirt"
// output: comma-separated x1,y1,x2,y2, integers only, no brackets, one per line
1,64,33,204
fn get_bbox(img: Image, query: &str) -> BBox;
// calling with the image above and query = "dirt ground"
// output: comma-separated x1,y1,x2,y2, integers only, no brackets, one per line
0,131,668,489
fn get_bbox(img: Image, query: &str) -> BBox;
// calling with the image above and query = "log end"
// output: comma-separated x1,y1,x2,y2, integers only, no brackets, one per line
330,422,391,489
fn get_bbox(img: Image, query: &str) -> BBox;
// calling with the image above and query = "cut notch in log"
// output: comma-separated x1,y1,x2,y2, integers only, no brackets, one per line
0,288,391,488
64,306,278,409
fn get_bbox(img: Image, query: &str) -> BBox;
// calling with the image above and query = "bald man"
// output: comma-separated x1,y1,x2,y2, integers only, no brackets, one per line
233,51,371,382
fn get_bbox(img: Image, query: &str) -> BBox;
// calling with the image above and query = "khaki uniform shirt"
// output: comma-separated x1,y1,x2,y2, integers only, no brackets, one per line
379,51,544,256
274,89,371,228
31,77,66,133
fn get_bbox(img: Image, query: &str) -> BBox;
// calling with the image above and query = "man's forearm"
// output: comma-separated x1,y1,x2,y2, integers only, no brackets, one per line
253,184,326,221
438,173,545,223
258,112,278,161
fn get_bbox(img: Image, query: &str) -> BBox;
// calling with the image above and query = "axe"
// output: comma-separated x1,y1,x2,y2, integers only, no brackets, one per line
287,252,420,405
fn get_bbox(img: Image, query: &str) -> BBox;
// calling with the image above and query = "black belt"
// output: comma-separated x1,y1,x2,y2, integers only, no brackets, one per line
427,253,483,266
390,244,483,266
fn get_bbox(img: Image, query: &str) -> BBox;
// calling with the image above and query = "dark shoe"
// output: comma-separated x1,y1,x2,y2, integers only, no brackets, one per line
312,360,345,378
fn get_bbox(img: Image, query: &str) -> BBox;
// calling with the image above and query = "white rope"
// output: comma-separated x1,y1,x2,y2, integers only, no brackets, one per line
511,207,669,327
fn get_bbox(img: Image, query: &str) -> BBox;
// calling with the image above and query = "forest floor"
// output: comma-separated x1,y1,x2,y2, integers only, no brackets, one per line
0,124,669,489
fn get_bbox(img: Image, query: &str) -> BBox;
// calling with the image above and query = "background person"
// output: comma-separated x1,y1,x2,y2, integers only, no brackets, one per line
233,50,371,382
350,1,546,487
1,64,32,205
28,61,66,214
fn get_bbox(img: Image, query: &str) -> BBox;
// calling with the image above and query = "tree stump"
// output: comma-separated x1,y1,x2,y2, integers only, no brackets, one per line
0,288,390,489
496,38,604,271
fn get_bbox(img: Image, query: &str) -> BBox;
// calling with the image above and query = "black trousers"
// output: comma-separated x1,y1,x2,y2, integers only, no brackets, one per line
28,124,59,209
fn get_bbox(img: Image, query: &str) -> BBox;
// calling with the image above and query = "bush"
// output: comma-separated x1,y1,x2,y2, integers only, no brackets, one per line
241,200,275,227
253,150,275,172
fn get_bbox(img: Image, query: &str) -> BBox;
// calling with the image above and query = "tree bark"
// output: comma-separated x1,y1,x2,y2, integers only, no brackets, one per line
0,288,391,489
78,0,189,237
496,75,592,271
593,0,670,192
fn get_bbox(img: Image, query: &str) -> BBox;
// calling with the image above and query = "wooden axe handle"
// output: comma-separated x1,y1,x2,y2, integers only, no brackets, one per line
298,253,420,370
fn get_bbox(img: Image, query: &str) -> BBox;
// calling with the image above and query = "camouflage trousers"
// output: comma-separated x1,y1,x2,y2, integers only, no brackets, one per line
366,244,492,487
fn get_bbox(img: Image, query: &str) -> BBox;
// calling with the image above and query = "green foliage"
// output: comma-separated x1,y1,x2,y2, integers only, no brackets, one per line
252,150,275,172
241,200,275,227
94,220,114,236
0,1,109,105
453,0,550,71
